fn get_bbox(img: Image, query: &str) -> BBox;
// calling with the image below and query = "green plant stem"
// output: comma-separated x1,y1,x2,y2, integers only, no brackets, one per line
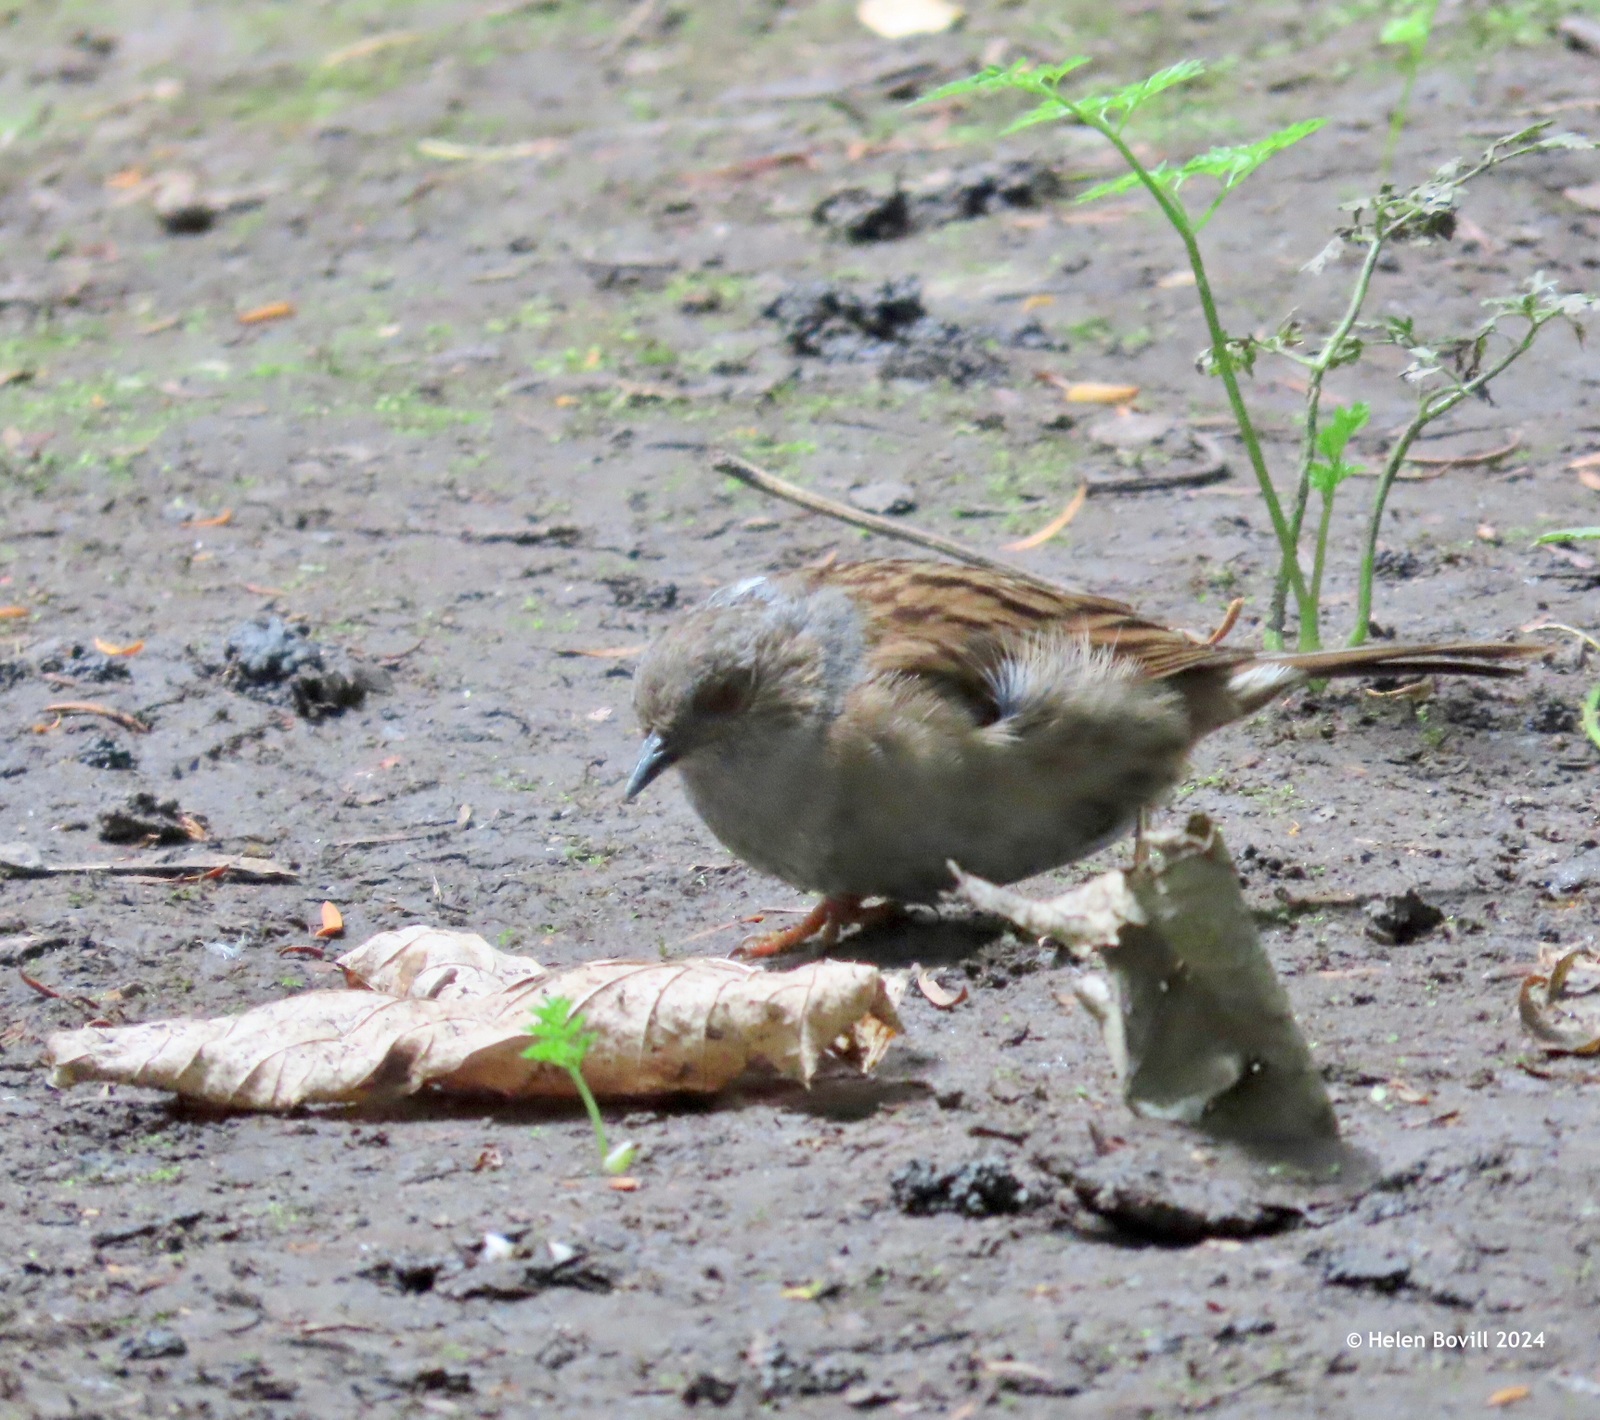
1272,234,1389,647
564,1065,611,1165
1351,321,1546,644
1091,121,1313,642
1382,65,1419,178
1309,490,1336,624
1582,681,1600,754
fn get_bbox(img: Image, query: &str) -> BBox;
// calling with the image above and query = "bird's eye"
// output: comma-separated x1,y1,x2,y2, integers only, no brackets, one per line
692,675,750,718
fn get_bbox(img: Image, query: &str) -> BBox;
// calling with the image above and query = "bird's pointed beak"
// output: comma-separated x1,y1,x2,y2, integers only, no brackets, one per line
625,731,677,800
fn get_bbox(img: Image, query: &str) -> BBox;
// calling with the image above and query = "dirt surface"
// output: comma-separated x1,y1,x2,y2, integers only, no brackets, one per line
3,1,1600,1415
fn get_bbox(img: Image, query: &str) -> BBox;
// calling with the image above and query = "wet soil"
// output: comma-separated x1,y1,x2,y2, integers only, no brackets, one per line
2,2,1600,1416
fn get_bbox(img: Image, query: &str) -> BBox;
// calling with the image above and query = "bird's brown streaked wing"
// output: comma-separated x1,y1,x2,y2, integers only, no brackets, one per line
793,560,1249,695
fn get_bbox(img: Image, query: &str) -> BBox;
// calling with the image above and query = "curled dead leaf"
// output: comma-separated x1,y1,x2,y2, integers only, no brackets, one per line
1518,951,1600,1054
182,509,232,529
92,637,145,657
1487,1386,1532,1408
914,968,967,1010
47,926,903,1110
314,902,345,940
1003,485,1087,552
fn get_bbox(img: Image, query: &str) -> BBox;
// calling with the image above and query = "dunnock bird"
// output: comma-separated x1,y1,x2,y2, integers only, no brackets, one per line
627,559,1533,954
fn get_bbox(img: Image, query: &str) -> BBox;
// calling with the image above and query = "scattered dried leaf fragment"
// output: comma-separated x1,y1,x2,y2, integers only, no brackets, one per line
47,926,903,1110
1064,382,1139,405
93,637,145,656
238,301,295,326
1487,1385,1532,1408
857,0,963,39
319,30,423,68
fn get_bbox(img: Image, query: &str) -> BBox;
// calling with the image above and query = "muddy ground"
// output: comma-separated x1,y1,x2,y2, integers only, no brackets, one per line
3,0,1600,1415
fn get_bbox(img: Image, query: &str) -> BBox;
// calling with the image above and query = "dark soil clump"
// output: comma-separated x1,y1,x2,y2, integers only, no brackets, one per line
77,734,135,770
764,277,1005,384
813,161,1063,242
890,1155,1033,1216
222,616,389,719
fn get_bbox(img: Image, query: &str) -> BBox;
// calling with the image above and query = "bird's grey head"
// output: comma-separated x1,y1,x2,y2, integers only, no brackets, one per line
625,575,857,799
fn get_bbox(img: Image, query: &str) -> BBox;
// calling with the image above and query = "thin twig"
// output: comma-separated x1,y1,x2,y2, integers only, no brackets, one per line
1401,429,1522,468
44,701,151,733
712,455,1078,592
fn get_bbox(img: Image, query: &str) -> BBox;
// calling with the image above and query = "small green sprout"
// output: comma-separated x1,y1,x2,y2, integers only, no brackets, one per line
1379,0,1440,176
522,996,637,1175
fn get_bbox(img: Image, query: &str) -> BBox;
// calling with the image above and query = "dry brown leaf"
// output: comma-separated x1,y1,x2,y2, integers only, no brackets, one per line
314,902,345,940
336,924,548,998
92,637,145,657
954,818,1338,1148
951,864,1139,957
1487,1386,1532,1408
0,606,30,620
48,926,902,1110
1570,451,1600,472
857,0,963,39
182,509,232,528
238,301,295,326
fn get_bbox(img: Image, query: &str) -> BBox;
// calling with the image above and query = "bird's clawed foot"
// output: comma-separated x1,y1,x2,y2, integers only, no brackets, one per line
734,895,902,959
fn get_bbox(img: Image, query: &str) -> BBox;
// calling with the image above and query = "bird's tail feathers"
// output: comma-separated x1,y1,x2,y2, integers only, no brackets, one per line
1223,640,1537,718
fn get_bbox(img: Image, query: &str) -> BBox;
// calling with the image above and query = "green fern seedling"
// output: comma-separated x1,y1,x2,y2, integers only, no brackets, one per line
523,996,637,1176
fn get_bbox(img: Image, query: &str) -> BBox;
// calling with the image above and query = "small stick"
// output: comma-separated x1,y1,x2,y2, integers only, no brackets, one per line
375,638,426,666
712,454,1076,593
1403,430,1522,468
44,702,151,733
